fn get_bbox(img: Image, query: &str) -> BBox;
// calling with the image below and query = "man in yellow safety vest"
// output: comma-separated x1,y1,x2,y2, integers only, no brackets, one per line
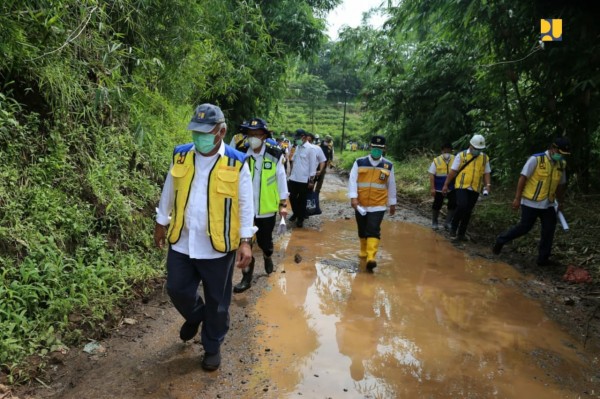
428,142,456,230
348,135,397,271
492,137,570,266
233,118,289,293
442,134,491,241
154,103,254,371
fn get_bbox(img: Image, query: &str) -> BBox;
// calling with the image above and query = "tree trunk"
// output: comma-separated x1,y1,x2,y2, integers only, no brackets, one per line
511,79,530,137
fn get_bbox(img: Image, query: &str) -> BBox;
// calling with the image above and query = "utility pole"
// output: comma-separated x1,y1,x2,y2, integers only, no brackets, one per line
340,90,348,153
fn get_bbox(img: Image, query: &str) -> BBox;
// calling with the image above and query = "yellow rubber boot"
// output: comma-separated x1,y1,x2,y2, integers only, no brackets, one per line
366,237,380,271
359,238,367,258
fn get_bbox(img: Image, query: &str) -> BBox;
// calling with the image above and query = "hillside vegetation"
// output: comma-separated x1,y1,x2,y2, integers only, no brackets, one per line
269,97,367,147
0,0,341,382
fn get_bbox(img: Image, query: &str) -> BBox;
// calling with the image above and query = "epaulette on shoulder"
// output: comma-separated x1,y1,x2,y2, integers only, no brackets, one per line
265,142,283,159
174,142,194,155
224,144,248,162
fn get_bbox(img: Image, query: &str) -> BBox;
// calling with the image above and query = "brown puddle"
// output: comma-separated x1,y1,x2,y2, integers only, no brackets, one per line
252,220,596,398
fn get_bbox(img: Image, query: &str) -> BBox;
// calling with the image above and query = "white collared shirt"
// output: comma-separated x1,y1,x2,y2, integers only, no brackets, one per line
247,144,289,218
348,155,397,212
312,143,327,164
289,141,317,183
156,141,255,259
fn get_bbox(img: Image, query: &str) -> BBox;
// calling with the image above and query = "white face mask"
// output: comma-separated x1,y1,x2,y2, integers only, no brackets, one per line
248,136,263,150
442,153,451,160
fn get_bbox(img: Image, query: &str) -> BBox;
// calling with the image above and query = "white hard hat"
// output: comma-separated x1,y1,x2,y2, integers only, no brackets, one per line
469,134,486,149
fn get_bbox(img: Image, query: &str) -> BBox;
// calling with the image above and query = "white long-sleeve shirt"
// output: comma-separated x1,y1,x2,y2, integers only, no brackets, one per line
312,143,327,164
348,155,397,212
247,145,289,219
156,141,255,259
289,141,317,183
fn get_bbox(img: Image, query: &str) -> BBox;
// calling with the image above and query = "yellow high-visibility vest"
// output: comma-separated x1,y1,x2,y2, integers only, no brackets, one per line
522,152,566,202
456,150,488,192
167,143,247,253
356,156,393,207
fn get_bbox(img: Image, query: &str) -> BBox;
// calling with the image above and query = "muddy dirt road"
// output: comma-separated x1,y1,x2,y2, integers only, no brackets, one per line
12,170,600,398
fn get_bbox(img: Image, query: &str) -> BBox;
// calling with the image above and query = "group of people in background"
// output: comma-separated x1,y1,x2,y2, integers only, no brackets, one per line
153,102,570,372
428,134,570,267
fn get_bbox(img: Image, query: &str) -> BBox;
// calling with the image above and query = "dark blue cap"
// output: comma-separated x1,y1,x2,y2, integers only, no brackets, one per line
246,118,268,131
187,103,225,132
371,135,386,147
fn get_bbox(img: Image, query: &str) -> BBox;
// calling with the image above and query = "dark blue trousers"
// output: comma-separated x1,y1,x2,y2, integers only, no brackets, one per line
166,248,235,353
496,205,557,263
451,189,480,235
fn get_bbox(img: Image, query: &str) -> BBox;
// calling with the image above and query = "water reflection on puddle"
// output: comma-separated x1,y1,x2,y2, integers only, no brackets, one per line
253,219,595,398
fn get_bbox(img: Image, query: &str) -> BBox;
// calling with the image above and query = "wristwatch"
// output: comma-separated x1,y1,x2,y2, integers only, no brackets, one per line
279,201,287,208
240,237,252,245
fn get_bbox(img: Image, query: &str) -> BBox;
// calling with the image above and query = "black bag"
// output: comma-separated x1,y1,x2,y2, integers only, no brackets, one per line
306,191,322,216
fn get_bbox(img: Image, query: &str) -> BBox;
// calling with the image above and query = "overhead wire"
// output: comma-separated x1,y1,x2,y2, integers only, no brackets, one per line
478,40,544,68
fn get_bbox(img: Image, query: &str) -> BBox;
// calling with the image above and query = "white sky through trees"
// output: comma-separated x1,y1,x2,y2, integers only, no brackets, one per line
326,0,387,40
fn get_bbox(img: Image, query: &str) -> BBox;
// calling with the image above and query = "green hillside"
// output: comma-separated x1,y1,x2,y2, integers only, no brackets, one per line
268,97,368,150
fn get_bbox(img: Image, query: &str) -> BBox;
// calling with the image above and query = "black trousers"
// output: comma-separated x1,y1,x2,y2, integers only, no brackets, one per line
451,189,480,235
254,215,276,257
496,205,557,263
315,169,326,193
288,179,309,221
166,248,235,354
432,190,457,211
355,210,385,239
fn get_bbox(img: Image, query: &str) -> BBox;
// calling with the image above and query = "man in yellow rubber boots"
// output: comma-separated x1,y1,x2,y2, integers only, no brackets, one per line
347,135,397,271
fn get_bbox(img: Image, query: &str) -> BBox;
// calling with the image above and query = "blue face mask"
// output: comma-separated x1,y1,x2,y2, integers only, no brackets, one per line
471,149,481,156
371,148,383,159
551,153,563,162
192,132,218,153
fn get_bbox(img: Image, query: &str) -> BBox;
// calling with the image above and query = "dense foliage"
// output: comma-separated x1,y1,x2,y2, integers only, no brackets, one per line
0,0,339,380
338,1,600,191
